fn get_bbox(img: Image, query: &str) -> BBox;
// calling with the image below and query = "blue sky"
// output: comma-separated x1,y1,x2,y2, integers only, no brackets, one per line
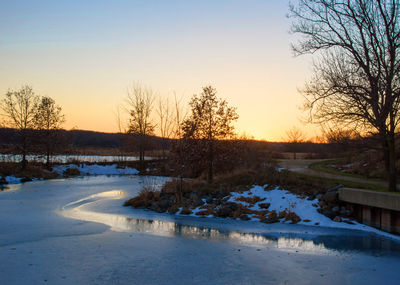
0,0,315,141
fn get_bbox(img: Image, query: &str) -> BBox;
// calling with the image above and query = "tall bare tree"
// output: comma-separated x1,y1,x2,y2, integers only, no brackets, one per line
182,86,239,183
156,97,174,159
1,86,39,169
126,84,155,171
285,127,305,159
290,0,400,191
33,96,65,168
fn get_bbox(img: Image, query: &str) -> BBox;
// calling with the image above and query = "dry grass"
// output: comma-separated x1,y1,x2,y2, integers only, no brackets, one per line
0,162,58,180
124,189,159,208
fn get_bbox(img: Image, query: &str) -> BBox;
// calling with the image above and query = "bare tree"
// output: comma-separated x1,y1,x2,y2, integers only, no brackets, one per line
290,0,400,191
33,96,65,168
156,97,174,159
126,84,155,171
1,86,39,169
113,105,129,163
181,86,239,183
285,127,305,159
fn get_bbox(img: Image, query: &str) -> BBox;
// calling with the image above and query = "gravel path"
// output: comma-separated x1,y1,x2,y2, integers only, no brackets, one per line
278,159,391,188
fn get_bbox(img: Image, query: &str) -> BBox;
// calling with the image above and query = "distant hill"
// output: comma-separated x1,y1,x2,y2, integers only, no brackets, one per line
0,128,334,157
0,128,169,151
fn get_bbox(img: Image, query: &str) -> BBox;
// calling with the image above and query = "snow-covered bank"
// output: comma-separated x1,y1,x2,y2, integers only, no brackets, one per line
0,164,139,187
173,185,400,241
53,164,139,176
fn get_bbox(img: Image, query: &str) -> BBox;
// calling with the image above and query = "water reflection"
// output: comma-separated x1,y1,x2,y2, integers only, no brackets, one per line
60,191,400,256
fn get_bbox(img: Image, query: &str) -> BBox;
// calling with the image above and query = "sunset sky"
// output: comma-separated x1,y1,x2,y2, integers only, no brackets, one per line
0,0,319,141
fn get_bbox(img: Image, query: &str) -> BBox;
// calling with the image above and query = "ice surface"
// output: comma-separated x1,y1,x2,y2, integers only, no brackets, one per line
1,176,400,284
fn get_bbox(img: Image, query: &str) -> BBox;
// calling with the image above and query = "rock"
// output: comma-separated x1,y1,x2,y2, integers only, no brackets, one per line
333,216,342,222
149,203,159,211
322,209,336,219
259,202,271,209
331,206,340,213
345,209,353,216
167,206,179,214
0,177,8,185
195,210,210,216
339,206,347,215
21,177,32,182
216,192,226,199
316,194,323,200
313,190,320,196
180,208,192,215
318,200,326,207
323,191,338,203
239,214,250,221
195,198,205,207
215,205,234,218
159,199,172,210
262,218,279,224
225,202,238,211
204,196,213,204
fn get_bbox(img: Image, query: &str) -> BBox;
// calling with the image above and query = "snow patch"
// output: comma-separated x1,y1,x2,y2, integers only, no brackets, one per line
4,176,22,184
53,164,139,176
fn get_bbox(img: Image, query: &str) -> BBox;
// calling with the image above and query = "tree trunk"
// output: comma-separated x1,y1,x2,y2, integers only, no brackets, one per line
207,140,214,184
46,131,51,169
382,132,397,192
21,132,27,170
46,147,50,169
388,133,397,192
139,134,145,172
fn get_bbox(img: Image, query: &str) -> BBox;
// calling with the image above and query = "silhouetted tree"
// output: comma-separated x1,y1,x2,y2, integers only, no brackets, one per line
33,96,65,168
1,86,39,169
290,0,400,191
285,127,305,159
156,97,174,159
181,86,239,183
126,84,155,171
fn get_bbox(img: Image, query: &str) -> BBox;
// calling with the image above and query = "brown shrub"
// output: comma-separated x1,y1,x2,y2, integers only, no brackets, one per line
0,162,58,180
62,167,80,177
195,209,213,216
167,205,179,214
263,210,279,223
180,207,192,215
124,190,157,208
259,202,271,209
285,212,301,224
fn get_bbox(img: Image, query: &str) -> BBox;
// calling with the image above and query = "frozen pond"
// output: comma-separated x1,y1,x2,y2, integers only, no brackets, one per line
0,153,153,163
1,176,400,284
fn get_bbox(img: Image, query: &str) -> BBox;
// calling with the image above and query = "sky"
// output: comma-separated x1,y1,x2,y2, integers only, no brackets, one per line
0,0,318,141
